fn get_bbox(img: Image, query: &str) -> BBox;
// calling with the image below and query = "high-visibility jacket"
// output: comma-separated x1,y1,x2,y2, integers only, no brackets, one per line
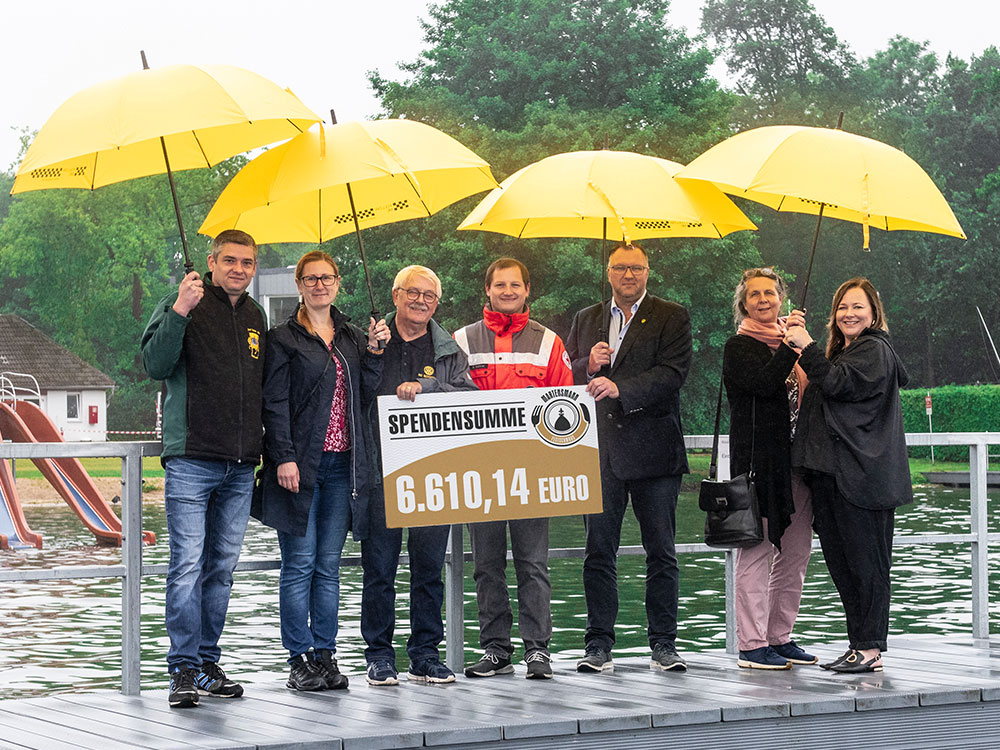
454,306,573,391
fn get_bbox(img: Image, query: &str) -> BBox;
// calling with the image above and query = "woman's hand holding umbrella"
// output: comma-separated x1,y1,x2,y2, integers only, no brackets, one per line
784,310,813,351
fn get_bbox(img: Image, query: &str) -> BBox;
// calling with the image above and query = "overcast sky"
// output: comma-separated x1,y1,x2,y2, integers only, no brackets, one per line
2,0,994,172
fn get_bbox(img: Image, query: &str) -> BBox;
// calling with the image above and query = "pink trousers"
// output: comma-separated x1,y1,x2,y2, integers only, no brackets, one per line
734,473,813,651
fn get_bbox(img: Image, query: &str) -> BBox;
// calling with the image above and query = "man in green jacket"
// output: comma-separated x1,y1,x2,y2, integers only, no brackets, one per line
141,229,265,708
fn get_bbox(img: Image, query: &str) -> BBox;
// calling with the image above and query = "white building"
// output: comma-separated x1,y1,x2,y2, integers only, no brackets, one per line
0,315,115,441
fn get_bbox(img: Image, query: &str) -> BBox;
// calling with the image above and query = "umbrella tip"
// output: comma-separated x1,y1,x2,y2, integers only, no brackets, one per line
140,50,149,70
329,109,337,125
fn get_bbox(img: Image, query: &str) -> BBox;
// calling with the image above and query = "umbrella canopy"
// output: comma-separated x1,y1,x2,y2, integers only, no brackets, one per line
12,63,321,192
677,124,965,306
457,150,757,242
199,117,498,319
677,125,965,244
12,56,322,271
199,119,498,242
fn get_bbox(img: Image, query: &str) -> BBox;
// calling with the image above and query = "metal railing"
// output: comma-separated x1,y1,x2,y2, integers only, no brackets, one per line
0,432,997,695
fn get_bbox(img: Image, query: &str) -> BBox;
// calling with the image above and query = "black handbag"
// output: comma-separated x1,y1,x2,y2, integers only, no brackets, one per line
699,377,764,548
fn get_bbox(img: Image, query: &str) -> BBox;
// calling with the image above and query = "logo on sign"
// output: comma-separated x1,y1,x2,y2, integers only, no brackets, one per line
531,390,590,447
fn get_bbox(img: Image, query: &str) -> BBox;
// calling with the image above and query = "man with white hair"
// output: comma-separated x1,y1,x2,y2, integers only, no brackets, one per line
360,265,477,686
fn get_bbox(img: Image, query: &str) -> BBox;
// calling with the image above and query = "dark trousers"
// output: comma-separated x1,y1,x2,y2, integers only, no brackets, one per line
809,473,894,651
583,470,681,651
360,487,450,665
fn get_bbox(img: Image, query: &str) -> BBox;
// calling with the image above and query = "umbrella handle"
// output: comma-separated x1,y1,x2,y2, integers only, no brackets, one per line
371,308,384,351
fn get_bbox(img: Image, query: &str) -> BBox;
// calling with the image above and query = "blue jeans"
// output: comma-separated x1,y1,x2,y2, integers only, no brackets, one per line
361,486,450,665
164,458,254,671
277,451,352,660
583,471,681,651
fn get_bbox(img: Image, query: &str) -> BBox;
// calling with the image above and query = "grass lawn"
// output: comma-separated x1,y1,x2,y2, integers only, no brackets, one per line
685,451,981,485
11,456,165,480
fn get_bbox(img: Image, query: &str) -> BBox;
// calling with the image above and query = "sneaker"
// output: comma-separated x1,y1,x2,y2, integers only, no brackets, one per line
195,662,244,698
525,650,553,679
407,657,456,684
366,660,399,686
651,643,687,672
464,651,514,678
287,654,327,691
771,640,818,665
312,649,349,690
737,646,792,670
576,646,613,673
168,666,199,708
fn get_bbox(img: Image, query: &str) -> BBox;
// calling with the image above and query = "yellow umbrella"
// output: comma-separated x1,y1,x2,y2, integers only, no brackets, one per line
458,149,756,309
199,116,498,318
12,52,322,270
677,123,965,303
458,149,757,241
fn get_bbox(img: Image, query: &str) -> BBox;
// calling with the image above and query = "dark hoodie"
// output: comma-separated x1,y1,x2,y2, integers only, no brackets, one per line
791,328,913,510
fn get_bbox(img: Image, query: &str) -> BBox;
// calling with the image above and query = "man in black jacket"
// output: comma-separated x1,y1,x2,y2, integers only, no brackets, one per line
361,265,477,687
566,244,692,673
141,229,265,708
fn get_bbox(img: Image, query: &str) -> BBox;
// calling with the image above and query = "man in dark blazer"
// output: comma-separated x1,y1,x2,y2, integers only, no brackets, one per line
566,243,692,673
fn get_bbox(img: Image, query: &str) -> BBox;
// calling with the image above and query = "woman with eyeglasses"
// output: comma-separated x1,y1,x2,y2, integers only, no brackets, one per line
723,268,815,670
785,278,912,674
256,250,390,691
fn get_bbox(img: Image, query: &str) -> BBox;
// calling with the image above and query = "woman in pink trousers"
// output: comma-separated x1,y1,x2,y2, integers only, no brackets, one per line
722,268,816,669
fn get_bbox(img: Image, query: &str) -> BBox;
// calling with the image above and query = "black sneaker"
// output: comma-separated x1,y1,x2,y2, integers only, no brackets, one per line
168,666,199,708
524,650,553,679
576,646,613,673
287,654,326,691
195,662,244,698
464,651,514,678
407,657,456,684
651,643,687,672
312,649,349,690
771,640,818,665
365,660,399,686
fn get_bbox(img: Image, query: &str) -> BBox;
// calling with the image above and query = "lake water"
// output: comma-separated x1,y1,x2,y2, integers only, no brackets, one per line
1,482,998,698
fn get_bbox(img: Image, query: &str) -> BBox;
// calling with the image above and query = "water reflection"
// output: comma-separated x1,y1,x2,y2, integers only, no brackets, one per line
1,484,997,698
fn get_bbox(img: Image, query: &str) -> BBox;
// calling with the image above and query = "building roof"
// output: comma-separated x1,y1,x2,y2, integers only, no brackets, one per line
0,315,115,390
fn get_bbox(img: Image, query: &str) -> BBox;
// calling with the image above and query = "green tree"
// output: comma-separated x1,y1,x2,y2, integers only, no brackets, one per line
0,162,240,430
701,0,859,125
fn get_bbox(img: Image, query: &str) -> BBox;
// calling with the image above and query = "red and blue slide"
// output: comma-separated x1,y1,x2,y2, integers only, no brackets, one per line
0,400,155,548
0,435,43,550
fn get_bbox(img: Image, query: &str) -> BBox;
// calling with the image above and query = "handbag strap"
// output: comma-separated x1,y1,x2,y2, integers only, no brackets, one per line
710,373,756,480
709,376,724,480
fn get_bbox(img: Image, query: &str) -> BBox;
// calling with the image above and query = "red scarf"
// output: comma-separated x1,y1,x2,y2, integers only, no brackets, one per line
737,317,808,407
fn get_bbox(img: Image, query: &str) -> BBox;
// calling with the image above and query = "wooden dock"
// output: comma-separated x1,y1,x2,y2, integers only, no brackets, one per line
2,637,1000,750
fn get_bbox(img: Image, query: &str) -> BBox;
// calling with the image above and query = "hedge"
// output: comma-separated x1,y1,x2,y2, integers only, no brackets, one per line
901,385,1000,461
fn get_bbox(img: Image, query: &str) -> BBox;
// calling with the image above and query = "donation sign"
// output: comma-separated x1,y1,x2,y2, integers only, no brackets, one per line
377,386,601,528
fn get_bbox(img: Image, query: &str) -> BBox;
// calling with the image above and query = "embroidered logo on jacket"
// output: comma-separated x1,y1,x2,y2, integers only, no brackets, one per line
247,329,261,359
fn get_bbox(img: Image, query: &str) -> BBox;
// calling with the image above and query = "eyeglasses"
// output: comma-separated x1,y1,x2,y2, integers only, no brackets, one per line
742,267,778,280
398,287,439,304
608,264,649,276
299,274,340,287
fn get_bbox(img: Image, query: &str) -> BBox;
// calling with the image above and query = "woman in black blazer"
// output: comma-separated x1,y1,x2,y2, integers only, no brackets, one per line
785,277,912,674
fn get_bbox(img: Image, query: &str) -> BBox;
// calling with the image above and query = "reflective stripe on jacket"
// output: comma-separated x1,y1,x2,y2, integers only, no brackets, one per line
454,306,573,390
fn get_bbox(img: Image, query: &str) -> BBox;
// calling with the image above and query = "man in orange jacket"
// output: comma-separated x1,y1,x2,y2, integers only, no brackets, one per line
454,257,573,680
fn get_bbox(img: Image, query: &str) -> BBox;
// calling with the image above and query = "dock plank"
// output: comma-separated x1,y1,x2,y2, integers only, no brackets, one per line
3,639,1000,749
